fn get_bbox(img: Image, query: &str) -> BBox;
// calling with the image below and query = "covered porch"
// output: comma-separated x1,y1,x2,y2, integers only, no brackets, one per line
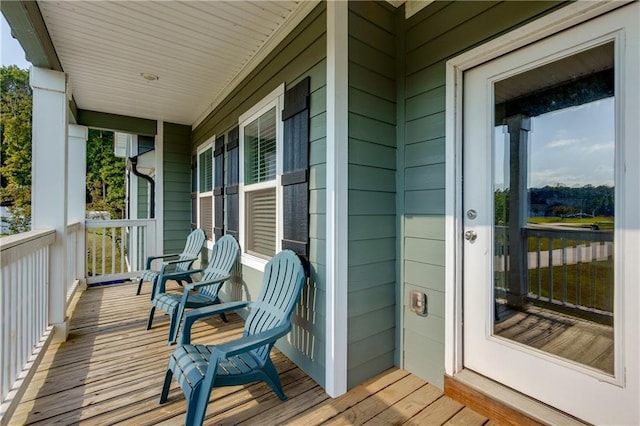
3,0,638,424
8,281,491,426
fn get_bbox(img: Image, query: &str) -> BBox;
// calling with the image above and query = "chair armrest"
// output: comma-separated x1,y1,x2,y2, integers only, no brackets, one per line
145,253,181,269
180,301,251,344
184,275,231,291
212,323,292,359
163,256,198,266
153,268,205,297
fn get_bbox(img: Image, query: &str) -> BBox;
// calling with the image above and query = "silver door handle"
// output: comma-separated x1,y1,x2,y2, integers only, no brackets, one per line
464,230,477,241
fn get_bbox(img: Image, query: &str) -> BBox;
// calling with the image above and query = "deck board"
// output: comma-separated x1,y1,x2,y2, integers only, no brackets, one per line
494,305,614,373
9,282,491,426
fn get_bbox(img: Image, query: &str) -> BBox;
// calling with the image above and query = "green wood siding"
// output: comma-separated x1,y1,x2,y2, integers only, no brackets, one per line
191,3,327,387
163,122,192,253
399,1,566,388
137,179,149,219
347,0,397,390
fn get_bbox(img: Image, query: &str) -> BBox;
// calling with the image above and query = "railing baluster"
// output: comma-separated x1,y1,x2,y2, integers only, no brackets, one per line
536,237,542,299
592,243,597,307
101,228,106,276
548,237,554,303
111,227,116,274
139,226,144,270
18,257,25,379
10,260,18,388
91,228,96,278
576,242,582,306
138,225,141,270
120,226,125,273
1,264,7,399
561,238,567,306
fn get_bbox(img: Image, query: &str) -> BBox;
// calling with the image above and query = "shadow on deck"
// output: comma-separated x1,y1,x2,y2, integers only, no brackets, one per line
9,283,492,425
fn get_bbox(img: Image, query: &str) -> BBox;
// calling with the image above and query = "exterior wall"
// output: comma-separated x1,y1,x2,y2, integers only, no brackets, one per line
346,1,397,389
136,179,149,219
191,3,327,387
163,122,192,253
399,1,565,388
136,136,155,219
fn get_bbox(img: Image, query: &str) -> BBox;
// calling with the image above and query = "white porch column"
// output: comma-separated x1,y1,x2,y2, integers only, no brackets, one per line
68,124,88,285
30,67,70,342
326,0,348,397
154,121,163,257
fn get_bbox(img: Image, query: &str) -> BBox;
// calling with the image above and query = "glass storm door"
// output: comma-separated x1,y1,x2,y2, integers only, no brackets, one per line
462,5,639,425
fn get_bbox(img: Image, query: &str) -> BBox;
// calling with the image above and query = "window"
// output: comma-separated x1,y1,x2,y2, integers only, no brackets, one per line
239,86,284,267
197,142,214,242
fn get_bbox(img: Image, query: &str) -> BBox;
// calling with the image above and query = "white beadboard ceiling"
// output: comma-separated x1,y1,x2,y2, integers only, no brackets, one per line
37,1,313,126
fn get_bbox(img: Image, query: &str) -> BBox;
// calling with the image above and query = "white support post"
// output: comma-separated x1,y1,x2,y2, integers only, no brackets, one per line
68,124,88,286
154,121,163,257
30,67,70,342
325,0,349,398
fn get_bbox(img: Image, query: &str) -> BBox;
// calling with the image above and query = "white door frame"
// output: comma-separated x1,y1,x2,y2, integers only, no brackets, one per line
444,0,631,379
444,1,639,422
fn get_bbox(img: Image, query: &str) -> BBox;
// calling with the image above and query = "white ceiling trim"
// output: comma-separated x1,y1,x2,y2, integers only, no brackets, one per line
192,0,321,129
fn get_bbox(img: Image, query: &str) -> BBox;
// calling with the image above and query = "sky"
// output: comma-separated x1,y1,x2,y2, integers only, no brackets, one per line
528,98,614,188
494,97,615,189
1,14,31,69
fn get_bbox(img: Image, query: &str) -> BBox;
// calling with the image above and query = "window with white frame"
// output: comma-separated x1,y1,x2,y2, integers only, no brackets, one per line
239,86,283,266
197,142,214,242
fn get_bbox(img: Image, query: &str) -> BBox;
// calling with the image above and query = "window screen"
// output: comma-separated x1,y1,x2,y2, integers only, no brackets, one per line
244,107,277,185
245,187,276,258
199,147,213,193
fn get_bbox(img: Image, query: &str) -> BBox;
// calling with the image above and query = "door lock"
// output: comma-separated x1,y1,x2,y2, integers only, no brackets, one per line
464,230,477,241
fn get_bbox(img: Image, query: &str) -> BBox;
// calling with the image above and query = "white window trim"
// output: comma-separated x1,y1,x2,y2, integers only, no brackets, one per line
197,137,215,249
239,84,285,271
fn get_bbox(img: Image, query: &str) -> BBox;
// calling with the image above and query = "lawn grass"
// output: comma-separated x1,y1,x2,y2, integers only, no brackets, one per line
86,229,125,276
528,216,614,230
527,260,614,312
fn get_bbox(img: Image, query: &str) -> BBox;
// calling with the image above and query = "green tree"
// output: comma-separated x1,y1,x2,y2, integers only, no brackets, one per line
86,130,125,218
1,66,32,234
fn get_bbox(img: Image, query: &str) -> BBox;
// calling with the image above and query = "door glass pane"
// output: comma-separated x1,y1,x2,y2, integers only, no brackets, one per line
492,42,615,374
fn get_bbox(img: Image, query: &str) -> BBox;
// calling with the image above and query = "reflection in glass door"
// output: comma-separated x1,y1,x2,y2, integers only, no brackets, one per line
491,42,615,374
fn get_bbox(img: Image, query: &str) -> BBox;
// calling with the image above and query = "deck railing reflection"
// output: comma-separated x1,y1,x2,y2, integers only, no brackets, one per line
495,225,614,323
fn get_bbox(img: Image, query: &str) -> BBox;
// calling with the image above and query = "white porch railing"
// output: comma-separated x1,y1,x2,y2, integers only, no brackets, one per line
0,229,56,422
85,219,157,285
0,219,157,423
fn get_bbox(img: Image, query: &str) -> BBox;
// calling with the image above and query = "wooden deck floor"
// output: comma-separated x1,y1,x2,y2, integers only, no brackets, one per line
9,282,493,426
494,305,613,374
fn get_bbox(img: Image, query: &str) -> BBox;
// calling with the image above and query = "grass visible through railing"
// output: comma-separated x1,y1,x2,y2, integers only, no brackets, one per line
86,229,124,277
527,260,613,312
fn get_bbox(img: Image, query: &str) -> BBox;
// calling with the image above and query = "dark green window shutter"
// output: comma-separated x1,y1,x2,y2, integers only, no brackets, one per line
190,154,197,230
213,134,225,240
282,77,310,259
226,126,240,240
